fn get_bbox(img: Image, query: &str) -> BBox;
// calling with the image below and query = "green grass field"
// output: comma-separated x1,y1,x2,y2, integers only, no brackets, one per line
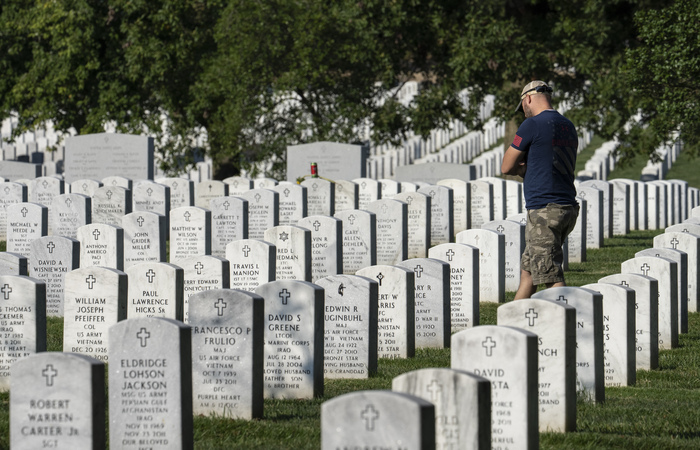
0,143,698,449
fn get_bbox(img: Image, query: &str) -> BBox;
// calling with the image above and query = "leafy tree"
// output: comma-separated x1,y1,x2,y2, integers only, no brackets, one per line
621,0,700,161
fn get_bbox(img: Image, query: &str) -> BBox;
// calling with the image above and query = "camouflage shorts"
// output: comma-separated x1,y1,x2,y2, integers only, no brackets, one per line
521,203,579,285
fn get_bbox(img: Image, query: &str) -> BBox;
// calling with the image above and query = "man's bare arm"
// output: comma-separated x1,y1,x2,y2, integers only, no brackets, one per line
501,145,527,177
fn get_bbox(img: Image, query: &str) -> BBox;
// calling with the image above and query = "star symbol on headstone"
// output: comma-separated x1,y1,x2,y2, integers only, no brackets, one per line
279,231,289,242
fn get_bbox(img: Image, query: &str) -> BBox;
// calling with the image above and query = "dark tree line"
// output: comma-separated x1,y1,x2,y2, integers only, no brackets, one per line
0,0,692,178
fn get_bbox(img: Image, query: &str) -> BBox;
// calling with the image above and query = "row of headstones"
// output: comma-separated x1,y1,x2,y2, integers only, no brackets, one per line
7,217,700,448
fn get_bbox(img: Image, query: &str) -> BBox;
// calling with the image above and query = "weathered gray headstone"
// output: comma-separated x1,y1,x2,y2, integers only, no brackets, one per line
256,280,324,399
239,188,279,240
0,275,46,391
0,160,41,181
226,239,276,292
467,180,494,229
126,262,184,320
194,180,228,210
69,178,102,197
11,353,105,449
392,368,491,450
6,203,48,258
287,141,369,182
51,193,91,239
582,283,636,387
65,132,154,183
654,231,700,313
92,185,132,227
621,256,678,349
0,181,27,241
334,210,376,274
437,179,470,233
179,255,230,323
577,186,604,249
133,181,170,233
366,199,408,265
210,196,248,258
451,325,539,448
169,206,212,262
396,258,451,349
418,185,454,245
301,178,334,216
223,176,253,195
29,236,80,316
264,225,312,281
394,192,431,259
63,267,128,363
356,265,415,359
0,252,28,276
76,223,124,270
321,390,435,450
334,179,359,212
122,211,167,268
395,161,476,183
298,215,343,282
498,299,576,432
108,317,193,450
189,288,264,419
637,247,687,334
532,287,604,403
354,178,381,210
272,183,307,225
483,220,525,292
599,273,658,370
156,177,194,209
317,274,378,379
456,229,505,303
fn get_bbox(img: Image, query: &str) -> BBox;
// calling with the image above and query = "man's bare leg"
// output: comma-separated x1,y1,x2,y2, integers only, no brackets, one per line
514,269,537,300
546,281,567,289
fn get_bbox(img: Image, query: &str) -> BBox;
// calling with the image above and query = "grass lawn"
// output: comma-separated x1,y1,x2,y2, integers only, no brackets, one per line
2,229,700,449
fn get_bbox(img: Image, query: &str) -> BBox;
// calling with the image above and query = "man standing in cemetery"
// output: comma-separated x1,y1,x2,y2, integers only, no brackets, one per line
501,81,579,299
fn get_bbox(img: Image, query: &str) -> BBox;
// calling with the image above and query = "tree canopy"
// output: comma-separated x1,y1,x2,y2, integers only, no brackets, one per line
0,0,689,178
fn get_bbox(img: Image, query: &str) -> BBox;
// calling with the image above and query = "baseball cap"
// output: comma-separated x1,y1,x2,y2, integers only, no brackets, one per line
515,81,553,112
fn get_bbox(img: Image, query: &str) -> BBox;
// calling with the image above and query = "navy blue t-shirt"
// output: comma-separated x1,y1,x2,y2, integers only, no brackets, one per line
511,110,578,209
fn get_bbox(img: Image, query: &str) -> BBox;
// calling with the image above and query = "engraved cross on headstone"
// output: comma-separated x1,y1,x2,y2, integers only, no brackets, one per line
427,379,443,402
42,364,58,387
414,265,423,278
242,245,251,257
47,242,55,254
348,215,356,225
313,221,321,231
557,295,568,304
195,262,204,275
137,216,145,227
279,289,291,305
223,201,230,211
482,336,496,357
405,196,413,205
496,225,505,234
641,263,650,276
361,405,379,431
106,190,113,200
92,229,101,241
254,193,261,203
86,275,96,289
620,281,629,287
21,207,28,217
137,328,151,347
671,237,679,249
184,211,191,222
338,283,345,296
215,298,227,316
1,284,12,300
146,269,156,283
283,188,290,198
147,188,153,197
446,249,455,261
64,197,72,207
525,308,539,326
